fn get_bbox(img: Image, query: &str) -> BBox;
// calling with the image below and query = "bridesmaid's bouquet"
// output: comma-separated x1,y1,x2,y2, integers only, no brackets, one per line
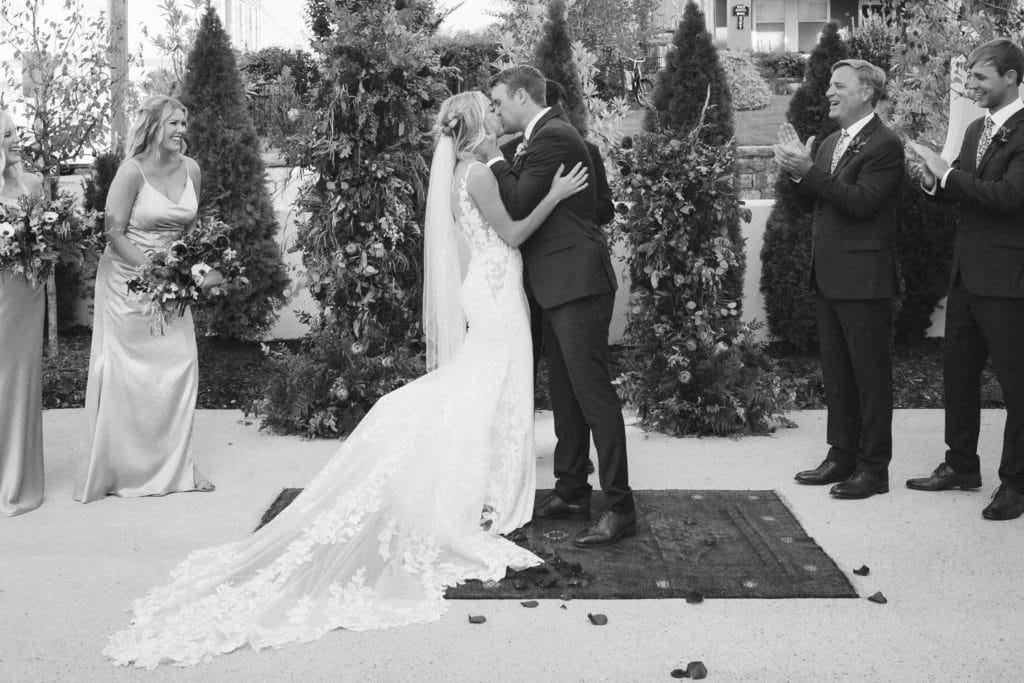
127,217,248,334
0,193,98,287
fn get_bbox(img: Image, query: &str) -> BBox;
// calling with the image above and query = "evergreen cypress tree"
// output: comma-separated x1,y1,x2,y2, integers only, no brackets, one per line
179,7,289,339
643,0,743,306
759,22,849,352
533,0,588,135
645,0,733,146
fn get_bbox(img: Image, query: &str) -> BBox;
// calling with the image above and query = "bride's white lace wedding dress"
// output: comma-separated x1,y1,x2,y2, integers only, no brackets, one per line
105,163,540,668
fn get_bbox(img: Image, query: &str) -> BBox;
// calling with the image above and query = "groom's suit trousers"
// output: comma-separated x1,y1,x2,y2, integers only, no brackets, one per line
543,292,633,514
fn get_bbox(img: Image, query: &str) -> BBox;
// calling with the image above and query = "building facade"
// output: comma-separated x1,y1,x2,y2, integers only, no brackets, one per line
653,0,886,51
210,0,261,51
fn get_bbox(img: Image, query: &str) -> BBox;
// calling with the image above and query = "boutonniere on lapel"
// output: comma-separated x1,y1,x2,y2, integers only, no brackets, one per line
845,135,869,157
512,139,528,171
995,126,1012,145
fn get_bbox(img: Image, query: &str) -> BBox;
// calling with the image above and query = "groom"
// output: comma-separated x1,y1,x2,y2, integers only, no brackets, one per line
477,65,636,547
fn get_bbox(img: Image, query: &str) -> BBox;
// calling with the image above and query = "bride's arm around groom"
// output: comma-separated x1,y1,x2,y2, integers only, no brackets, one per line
479,65,637,548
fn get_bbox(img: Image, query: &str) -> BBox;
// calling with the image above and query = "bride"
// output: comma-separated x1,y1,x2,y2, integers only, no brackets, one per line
105,91,589,668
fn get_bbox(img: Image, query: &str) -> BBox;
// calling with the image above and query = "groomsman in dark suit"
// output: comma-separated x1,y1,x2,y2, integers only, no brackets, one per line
774,59,904,499
907,39,1024,521
478,65,635,546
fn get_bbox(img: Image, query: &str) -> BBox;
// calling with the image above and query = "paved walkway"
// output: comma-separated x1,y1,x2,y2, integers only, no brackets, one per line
3,409,1022,681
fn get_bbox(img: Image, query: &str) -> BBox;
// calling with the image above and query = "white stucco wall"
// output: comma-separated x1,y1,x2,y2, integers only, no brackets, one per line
60,172,945,342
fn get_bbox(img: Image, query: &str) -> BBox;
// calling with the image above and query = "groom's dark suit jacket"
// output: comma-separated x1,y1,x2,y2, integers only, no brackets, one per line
792,113,904,473
490,107,616,309
489,105,632,513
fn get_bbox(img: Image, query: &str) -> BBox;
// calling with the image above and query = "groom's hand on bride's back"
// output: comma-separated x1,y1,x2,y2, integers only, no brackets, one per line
472,134,500,164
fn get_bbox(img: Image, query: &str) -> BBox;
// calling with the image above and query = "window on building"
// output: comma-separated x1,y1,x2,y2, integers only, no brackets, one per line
754,0,786,51
797,0,828,51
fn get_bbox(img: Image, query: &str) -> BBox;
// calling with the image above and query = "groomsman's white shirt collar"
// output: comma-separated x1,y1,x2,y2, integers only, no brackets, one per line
487,107,552,168
938,97,1024,188
839,111,875,146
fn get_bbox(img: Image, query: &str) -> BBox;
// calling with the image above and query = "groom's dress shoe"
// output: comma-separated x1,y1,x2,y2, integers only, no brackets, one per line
906,463,982,491
830,471,889,499
795,460,854,485
533,492,590,521
982,486,1024,521
573,509,637,547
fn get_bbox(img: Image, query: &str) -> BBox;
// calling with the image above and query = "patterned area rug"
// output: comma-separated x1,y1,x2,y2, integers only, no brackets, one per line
256,489,856,600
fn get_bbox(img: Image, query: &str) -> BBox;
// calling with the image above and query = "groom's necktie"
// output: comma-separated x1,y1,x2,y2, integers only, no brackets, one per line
830,129,850,173
975,116,995,167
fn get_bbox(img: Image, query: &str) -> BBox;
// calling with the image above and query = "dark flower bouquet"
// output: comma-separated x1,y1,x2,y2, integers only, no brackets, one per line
0,193,98,287
127,217,249,334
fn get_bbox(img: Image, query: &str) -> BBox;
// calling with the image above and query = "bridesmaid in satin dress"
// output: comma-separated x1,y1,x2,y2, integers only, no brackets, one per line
76,96,216,503
0,111,46,516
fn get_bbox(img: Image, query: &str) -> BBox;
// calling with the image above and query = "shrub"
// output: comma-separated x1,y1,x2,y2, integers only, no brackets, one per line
752,50,806,80
238,46,317,95
179,7,289,339
54,150,120,331
256,0,447,437
612,129,792,435
892,181,957,345
646,1,733,146
533,0,589,135
759,23,848,352
720,50,771,111
434,33,499,94
645,1,743,307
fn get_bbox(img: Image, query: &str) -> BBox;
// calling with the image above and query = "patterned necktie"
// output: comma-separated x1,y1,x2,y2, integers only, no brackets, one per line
975,116,995,167
830,130,850,173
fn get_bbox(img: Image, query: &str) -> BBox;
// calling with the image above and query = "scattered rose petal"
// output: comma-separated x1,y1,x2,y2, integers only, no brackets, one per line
685,661,708,679
867,591,887,604
468,615,486,624
671,669,687,679
560,604,567,610
685,590,704,604
559,592,573,602
566,577,589,588
520,600,539,608
587,613,608,626
853,565,870,576
534,575,557,588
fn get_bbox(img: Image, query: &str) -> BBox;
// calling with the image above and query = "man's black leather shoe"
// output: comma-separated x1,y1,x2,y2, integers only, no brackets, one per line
906,463,982,491
830,471,889,499
573,509,637,547
533,492,590,521
795,459,854,485
982,486,1024,521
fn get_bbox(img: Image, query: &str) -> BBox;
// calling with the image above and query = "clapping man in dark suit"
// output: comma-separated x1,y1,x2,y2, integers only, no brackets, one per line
774,59,904,499
906,39,1024,521
477,65,635,546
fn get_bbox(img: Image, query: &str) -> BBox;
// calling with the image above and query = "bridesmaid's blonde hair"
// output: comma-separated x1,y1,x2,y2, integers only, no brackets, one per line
0,110,26,194
435,92,489,160
124,96,188,160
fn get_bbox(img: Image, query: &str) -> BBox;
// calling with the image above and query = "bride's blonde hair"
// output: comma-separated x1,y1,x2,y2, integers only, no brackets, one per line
435,92,489,160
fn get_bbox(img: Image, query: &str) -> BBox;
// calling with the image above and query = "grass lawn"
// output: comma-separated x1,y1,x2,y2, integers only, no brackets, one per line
619,94,790,146
735,94,791,145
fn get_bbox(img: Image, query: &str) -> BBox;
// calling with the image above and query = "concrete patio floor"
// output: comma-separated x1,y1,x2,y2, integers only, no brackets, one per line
2,408,1023,681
